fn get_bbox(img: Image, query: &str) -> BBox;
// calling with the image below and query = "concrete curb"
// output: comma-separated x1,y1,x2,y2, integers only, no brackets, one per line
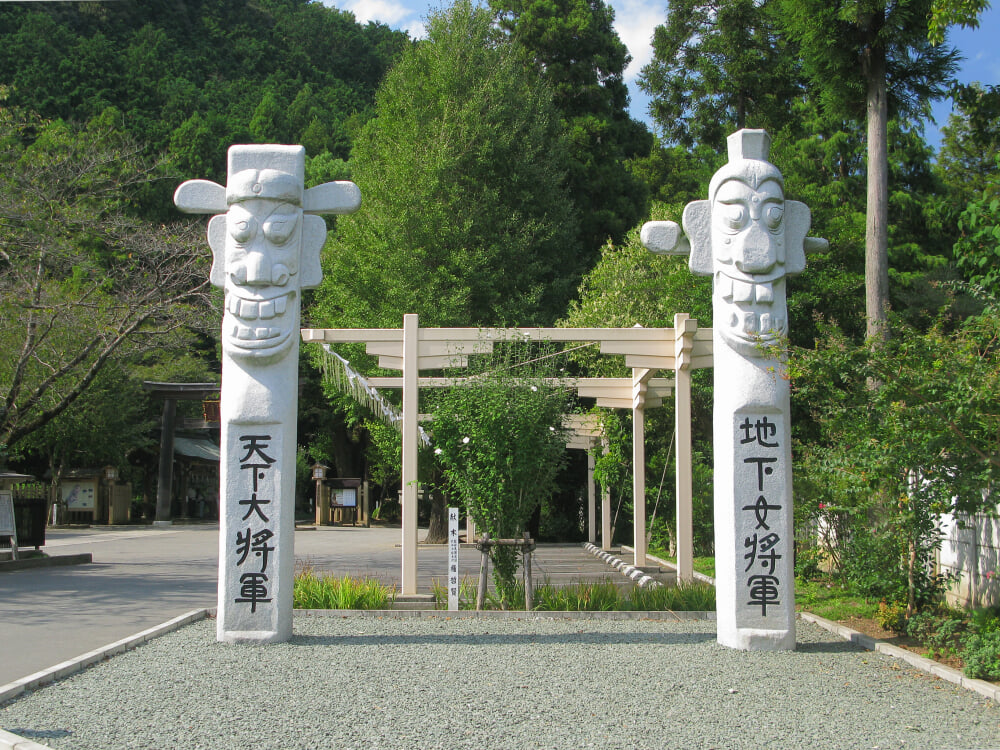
619,546,716,585
0,609,210,707
582,542,664,588
296,608,717,621
0,728,52,750
0,554,92,573
799,611,1000,703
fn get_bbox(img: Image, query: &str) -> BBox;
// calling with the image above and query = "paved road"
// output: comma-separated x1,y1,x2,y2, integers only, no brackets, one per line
0,525,628,686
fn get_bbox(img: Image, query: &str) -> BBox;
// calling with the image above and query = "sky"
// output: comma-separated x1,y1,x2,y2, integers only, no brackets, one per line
322,0,999,151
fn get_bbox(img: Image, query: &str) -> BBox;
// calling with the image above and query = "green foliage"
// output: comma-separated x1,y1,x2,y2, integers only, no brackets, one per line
431,340,572,606
315,0,580,330
791,310,1000,611
640,0,803,148
928,0,990,44
293,570,396,610
962,630,1000,680
875,600,908,632
777,0,959,123
0,113,212,453
491,0,652,255
0,0,408,183
906,609,966,658
629,582,717,611
532,580,625,611
793,578,881,621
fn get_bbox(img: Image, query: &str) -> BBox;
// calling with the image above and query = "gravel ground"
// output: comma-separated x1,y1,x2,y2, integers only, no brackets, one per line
2,614,998,750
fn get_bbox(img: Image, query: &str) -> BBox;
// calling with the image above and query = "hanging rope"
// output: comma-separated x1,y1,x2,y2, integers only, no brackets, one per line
319,345,431,447
646,426,676,549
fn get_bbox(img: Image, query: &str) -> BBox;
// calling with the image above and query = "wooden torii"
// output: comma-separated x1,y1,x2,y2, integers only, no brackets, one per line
301,312,713,594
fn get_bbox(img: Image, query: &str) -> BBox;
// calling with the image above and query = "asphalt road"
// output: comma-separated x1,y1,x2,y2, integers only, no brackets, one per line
0,525,626,686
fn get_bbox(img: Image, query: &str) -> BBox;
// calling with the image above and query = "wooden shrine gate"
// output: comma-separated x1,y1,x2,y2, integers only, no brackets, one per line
301,313,713,595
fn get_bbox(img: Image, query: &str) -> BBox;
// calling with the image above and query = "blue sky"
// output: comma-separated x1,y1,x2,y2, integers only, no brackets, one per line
323,0,999,151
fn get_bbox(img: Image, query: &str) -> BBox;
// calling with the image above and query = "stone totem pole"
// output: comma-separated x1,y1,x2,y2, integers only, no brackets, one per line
175,145,360,643
641,130,826,650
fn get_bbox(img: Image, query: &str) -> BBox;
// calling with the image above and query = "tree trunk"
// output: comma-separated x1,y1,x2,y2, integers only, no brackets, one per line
423,483,448,543
865,45,890,344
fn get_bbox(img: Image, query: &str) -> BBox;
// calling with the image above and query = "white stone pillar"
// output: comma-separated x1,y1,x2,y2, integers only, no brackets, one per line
174,145,360,643
641,129,827,651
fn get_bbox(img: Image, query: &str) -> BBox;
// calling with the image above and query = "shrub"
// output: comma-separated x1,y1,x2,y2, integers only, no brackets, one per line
874,600,907,632
906,610,966,659
962,631,1000,680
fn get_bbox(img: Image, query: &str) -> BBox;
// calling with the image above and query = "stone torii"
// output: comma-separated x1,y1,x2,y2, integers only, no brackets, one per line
175,145,360,644
641,129,827,651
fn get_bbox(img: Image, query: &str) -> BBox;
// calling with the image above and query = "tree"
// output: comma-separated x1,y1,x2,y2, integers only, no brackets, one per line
313,0,580,330
431,342,571,607
0,113,212,455
491,0,652,255
778,0,960,340
639,0,803,149
790,307,1000,613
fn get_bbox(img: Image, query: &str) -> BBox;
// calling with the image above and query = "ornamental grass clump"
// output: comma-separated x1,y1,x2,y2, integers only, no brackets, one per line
293,570,395,609
630,581,717,611
533,581,624,611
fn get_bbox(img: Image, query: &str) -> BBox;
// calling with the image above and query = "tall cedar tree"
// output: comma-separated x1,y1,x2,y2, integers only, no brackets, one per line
778,0,959,341
490,0,652,259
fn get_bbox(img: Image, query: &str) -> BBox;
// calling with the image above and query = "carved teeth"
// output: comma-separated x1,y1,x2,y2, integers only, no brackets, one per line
757,282,774,303
274,296,287,315
734,280,754,303
742,311,757,334
760,313,773,332
720,275,734,302
259,300,274,319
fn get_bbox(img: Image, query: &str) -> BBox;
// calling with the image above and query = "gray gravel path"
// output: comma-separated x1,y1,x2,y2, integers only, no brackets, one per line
2,615,998,750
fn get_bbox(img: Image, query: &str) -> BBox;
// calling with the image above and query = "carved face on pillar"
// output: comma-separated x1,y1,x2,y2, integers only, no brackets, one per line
174,144,360,365
711,169,788,354
680,130,811,357
214,170,304,362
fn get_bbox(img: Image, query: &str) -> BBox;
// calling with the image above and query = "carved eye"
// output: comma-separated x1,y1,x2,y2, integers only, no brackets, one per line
230,217,254,244
722,204,747,231
263,211,298,246
765,204,784,230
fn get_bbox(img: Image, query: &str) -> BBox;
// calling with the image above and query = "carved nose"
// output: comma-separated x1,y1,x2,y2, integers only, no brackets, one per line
733,222,777,274
243,253,270,285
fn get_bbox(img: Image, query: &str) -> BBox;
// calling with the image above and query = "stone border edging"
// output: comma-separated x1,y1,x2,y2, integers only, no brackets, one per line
0,728,52,750
582,542,663,588
0,609,210,708
297,608,716,621
0,554,92,573
619,546,716,585
799,611,999,703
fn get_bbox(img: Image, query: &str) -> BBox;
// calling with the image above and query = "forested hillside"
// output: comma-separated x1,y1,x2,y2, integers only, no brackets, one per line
0,0,409,184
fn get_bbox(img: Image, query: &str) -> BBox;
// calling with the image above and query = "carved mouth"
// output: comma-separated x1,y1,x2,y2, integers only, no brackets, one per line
716,272,786,351
223,290,295,352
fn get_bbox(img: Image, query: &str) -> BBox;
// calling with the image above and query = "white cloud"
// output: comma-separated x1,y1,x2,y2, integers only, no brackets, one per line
609,0,663,83
325,0,415,26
